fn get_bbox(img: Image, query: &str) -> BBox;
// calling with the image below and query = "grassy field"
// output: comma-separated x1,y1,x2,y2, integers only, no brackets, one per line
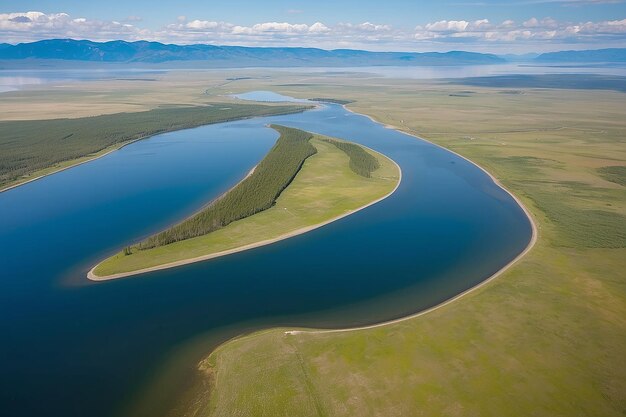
185,74,626,416
0,103,310,190
92,135,399,278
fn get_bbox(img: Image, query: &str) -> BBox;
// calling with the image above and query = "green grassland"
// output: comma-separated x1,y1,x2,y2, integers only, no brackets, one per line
93,133,399,278
184,74,626,416
0,103,310,190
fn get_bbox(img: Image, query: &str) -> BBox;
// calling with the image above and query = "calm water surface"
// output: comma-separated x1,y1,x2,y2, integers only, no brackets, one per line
231,90,311,102
0,97,532,417
4,63,625,93
0,68,165,92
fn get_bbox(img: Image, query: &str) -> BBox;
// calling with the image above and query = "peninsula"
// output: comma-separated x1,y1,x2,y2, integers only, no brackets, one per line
90,125,401,280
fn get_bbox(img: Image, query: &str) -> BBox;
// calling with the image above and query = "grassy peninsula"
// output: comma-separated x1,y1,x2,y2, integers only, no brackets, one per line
0,103,311,191
91,127,400,279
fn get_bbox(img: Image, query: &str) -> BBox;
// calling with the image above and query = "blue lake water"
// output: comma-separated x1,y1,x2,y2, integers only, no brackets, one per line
231,90,311,102
3,63,625,94
0,68,166,92
0,99,532,417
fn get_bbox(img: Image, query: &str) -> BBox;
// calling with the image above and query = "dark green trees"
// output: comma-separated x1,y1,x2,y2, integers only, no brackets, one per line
321,138,380,177
137,125,316,250
0,104,310,188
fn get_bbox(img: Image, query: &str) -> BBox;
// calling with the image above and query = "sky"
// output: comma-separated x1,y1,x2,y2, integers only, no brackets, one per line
1,0,625,53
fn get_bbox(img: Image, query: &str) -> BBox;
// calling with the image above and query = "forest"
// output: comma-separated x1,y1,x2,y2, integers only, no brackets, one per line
0,103,310,188
134,125,317,250
322,138,380,177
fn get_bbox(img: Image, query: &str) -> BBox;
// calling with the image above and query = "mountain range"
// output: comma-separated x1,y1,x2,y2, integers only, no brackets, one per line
535,48,626,63
0,39,504,66
0,39,624,66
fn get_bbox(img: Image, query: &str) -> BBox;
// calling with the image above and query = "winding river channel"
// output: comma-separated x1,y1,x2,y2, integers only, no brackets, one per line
0,95,532,417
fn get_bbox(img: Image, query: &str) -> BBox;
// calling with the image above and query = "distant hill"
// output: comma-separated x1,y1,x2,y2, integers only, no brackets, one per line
0,39,505,66
535,48,626,63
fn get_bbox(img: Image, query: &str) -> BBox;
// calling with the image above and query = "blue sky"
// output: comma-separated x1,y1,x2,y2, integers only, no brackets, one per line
1,0,625,52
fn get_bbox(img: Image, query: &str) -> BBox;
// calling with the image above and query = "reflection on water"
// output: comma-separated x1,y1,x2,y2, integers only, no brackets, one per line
0,76,48,92
231,90,311,102
0,68,166,92
2,63,625,94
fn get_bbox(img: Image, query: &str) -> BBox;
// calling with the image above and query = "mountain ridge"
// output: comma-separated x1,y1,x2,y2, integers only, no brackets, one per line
0,38,505,66
535,48,626,63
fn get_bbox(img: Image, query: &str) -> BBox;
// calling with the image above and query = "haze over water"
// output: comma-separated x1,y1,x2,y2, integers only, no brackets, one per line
3,63,625,93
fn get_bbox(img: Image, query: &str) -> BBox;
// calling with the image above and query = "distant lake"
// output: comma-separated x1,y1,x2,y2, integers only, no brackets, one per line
0,95,532,417
231,90,311,102
2,63,625,93
0,68,165,92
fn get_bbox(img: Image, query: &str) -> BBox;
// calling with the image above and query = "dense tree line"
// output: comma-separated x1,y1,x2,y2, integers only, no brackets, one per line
322,138,380,177
0,103,310,188
135,125,316,250
309,98,354,105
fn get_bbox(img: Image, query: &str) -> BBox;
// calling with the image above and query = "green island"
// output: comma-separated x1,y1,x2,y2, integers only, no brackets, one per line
90,125,400,280
0,103,311,191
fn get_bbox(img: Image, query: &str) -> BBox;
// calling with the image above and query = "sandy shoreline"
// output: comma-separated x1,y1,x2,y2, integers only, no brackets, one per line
88,145,402,281
282,105,539,335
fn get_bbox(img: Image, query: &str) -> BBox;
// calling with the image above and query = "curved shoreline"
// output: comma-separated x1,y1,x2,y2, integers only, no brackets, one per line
0,109,311,194
0,138,144,194
87,145,402,281
281,104,538,335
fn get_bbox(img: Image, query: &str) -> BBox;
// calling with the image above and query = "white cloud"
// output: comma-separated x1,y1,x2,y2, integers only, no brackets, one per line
413,15,626,46
575,18,626,34
1,11,625,52
425,20,470,32
0,11,148,42
523,17,540,27
309,22,330,33
185,20,232,31
162,18,397,46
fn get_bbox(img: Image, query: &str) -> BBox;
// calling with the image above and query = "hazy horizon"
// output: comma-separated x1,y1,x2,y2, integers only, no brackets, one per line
3,37,625,57
1,0,625,53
